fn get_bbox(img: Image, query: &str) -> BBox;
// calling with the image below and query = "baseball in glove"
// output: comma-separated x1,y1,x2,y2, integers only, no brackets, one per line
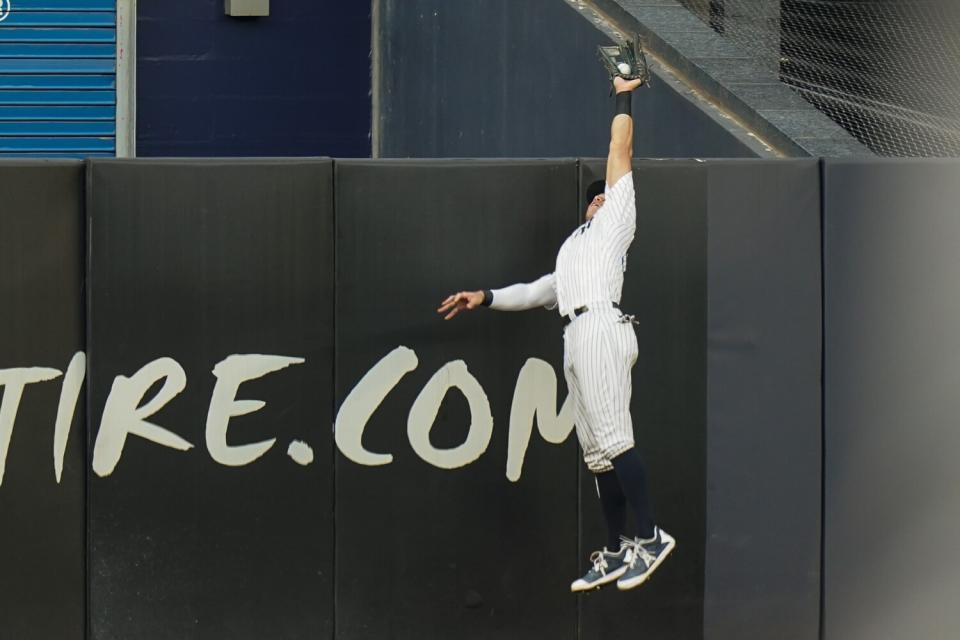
597,34,651,88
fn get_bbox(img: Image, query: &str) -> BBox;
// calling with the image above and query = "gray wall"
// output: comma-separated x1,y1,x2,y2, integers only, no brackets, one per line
704,159,821,640
823,159,960,640
375,0,758,159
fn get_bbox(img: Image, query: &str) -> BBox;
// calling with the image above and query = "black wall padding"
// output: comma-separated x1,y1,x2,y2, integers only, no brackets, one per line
0,161,86,640
86,159,335,639
335,160,581,639
578,160,707,640
0,157,844,640
704,159,821,640
823,159,960,640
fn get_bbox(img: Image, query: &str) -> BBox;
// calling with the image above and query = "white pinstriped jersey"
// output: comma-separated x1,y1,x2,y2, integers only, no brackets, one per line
488,173,636,316
554,173,636,317
488,172,639,473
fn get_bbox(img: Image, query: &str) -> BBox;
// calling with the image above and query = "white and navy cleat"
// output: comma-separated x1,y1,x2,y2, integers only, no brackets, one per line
617,526,676,591
570,542,633,592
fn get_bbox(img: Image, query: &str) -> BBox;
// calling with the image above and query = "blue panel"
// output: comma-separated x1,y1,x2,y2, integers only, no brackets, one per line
0,120,114,134
0,2,118,157
0,105,113,119
0,89,114,104
0,151,114,157
0,136,113,150
0,58,114,72
0,28,117,43
0,12,116,27
0,43,115,57
4,0,114,9
0,74,114,88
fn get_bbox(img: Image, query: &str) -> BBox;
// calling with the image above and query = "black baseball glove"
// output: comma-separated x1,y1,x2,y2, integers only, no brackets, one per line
597,34,651,86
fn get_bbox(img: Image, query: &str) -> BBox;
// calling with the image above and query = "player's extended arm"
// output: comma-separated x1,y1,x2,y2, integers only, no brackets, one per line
606,77,644,187
437,273,557,320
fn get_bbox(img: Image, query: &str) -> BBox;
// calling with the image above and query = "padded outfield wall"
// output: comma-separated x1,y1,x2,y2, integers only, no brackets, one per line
4,158,953,639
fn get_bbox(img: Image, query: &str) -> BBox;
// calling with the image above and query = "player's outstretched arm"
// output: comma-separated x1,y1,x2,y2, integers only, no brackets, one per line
437,290,485,320
437,273,557,320
606,76,645,188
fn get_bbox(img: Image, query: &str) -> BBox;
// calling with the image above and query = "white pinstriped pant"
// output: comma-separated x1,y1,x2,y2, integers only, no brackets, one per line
562,303,639,472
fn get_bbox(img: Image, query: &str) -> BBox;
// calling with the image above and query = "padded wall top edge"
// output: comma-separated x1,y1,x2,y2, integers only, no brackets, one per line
88,157,335,165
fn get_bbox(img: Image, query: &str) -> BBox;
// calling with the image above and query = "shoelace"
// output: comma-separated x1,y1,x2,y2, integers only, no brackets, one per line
628,542,657,570
589,550,609,575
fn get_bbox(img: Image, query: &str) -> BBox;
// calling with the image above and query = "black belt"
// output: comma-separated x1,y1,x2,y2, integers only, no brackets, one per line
565,301,620,325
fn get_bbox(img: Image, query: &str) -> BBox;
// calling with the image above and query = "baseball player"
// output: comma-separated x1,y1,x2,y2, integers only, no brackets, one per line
437,73,675,592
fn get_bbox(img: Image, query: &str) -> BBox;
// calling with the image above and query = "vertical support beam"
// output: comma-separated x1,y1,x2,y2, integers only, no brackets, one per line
116,0,137,157
370,0,382,158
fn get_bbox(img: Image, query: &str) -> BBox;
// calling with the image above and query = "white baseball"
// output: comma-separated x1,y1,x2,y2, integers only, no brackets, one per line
617,62,631,74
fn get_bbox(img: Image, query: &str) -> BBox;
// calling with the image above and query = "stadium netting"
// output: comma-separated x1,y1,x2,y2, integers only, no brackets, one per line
674,0,960,157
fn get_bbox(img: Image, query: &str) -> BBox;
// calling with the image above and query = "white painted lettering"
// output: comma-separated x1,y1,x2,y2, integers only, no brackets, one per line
0,367,62,486
334,346,418,466
92,357,192,477
54,351,86,483
287,440,314,466
505,358,576,482
407,360,492,469
2,347,575,484
206,354,304,466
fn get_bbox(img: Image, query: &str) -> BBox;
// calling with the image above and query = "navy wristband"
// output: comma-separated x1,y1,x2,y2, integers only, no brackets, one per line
482,290,494,307
615,90,632,117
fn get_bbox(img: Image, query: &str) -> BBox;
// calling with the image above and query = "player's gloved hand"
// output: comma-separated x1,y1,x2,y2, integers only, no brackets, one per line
437,290,485,320
597,34,651,88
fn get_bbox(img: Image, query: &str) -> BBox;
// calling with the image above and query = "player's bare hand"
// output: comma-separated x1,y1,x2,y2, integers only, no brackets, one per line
614,76,645,93
437,290,484,320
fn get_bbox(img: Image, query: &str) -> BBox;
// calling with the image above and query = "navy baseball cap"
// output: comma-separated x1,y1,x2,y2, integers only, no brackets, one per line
585,180,606,206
